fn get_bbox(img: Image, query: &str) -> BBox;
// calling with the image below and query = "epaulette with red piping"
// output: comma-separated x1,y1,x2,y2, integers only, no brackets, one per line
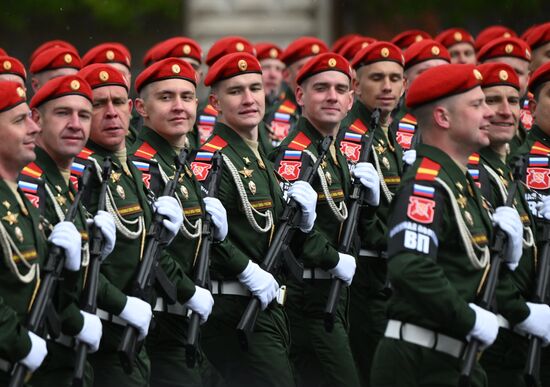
270,99,298,142
275,132,312,182
340,118,368,163
130,141,162,192
526,141,550,190
18,162,46,210
191,135,228,181
405,158,441,224
396,113,417,150
70,147,96,190
197,104,219,145
520,92,534,130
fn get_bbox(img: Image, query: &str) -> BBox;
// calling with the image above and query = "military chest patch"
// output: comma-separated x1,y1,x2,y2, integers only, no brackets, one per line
277,150,303,181
407,196,436,224
132,160,151,188
340,131,363,162
18,180,40,208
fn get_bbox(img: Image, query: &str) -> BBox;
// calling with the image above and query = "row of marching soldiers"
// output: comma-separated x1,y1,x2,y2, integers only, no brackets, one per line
0,22,550,387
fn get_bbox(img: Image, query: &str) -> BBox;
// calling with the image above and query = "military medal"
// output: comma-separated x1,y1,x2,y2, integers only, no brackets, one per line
55,185,62,193
382,157,390,169
455,182,463,192
320,158,328,169
457,195,467,209
116,185,126,199
325,171,333,186
375,144,385,154
2,211,18,225
239,168,254,178
464,211,474,226
2,201,10,209
248,181,257,195
56,195,67,206
15,226,23,242
257,158,266,170
110,171,122,183
180,185,189,200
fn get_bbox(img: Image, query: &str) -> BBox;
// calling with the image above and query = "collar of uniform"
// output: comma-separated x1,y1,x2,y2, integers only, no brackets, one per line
479,146,507,174
416,143,470,183
213,122,265,157
137,126,177,165
296,116,327,144
34,146,71,195
529,124,550,146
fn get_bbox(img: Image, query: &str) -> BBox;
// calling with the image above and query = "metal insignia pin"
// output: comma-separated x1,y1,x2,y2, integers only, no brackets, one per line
180,186,189,200
325,171,333,186
465,211,474,226
248,180,257,195
15,226,23,242
2,211,18,225
243,156,251,165
382,157,390,169
2,201,10,209
56,195,67,206
116,185,126,199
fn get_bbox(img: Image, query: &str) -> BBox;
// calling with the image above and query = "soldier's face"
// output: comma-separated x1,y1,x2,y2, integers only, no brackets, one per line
0,103,41,173
483,85,520,145
89,85,132,151
533,82,550,132
34,95,92,165
210,73,265,133
260,58,284,97
449,43,476,65
354,62,405,115
483,57,529,97
405,59,448,89
136,79,197,144
296,71,353,132
530,42,550,73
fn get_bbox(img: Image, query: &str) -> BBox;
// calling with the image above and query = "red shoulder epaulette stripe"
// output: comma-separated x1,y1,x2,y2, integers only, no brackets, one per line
401,113,417,125
134,142,157,160
203,104,219,117
415,158,441,181
278,100,297,115
288,132,312,151
349,118,368,134
530,141,550,156
468,153,480,165
21,162,43,179
201,135,228,152
76,147,94,160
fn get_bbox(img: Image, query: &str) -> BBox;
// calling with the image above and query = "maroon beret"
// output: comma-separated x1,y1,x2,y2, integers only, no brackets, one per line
204,52,261,87
331,34,362,53
82,43,131,68
148,37,202,65
525,22,550,50
477,37,531,63
477,62,519,90
474,25,517,52
391,30,432,50
296,52,353,85
30,75,92,109
0,56,27,82
0,81,27,113
135,57,197,93
351,41,404,69
78,64,128,91
29,40,78,65
435,28,475,49
529,61,550,93
404,40,451,70
255,42,283,61
30,47,81,74
206,36,255,67
280,37,328,66
338,36,377,61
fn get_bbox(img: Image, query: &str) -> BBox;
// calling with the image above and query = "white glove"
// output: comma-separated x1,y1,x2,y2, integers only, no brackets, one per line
287,181,317,233
237,261,279,310
492,206,523,271
92,210,116,258
402,150,417,166
539,195,550,220
466,303,499,349
203,197,228,241
118,296,153,340
328,252,357,286
49,221,82,271
76,310,103,352
515,302,550,344
153,196,184,243
352,162,380,206
185,286,214,324
21,331,47,372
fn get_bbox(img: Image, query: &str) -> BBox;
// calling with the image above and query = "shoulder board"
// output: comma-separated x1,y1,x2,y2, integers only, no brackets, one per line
203,104,219,117
76,147,95,160
530,141,550,156
288,131,312,151
349,118,368,135
415,158,441,181
468,153,480,165
20,162,43,179
400,113,417,125
201,135,228,153
278,99,297,115
134,141,158,160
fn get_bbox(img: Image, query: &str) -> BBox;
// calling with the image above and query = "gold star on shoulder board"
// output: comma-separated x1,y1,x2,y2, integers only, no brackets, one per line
2,211,18,225
110,171,122,183
239,168,254,178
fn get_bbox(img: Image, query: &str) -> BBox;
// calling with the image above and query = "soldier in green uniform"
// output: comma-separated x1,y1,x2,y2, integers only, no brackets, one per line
0,81,83,385
340,41,406,386
370,64,524,386
199,52,318,387
131,58,226,387
255,42,285,114
272,52,381,387
23,75,117,386
75,64,184,387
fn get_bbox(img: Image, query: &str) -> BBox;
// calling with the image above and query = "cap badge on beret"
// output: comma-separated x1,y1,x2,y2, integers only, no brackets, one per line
454,32,463,42
64,54,73,64
415,35,424,42
238,59,248,71
431,46,441,55
505,44,514,54
361,42,369,49
499,70,509,81
16,87,25,98
70,79,80,90
328,58,337,67
269,48,278,58
381,47,390,58
99,70,109,82
473,69,483,80
236,42,245,52
312,44,320,54
172,64,181,74
504,32,511,38
183,44,191,55
106,50,115,60
3,61,11,70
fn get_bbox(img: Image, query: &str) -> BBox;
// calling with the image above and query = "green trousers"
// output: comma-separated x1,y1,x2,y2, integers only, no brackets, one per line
201,295,295,387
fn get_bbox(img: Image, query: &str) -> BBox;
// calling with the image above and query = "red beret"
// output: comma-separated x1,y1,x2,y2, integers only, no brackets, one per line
477,62,519,90
474,25,517,52
406,64,482,108
296,52,353,85
0,56,27,81
204,52,261,87
206,36,255,67
331,34,362,53
338,36,377,61
255,43,283,61
404,39,450,70
78,64,128,91
391,30,432,50
435,28,475,49
0,48,6,56
351,41,404,70
280,37,328,66
30,47,82,74
135,58,197,93
82,43,131,68
148,37,202,65
477,37,531,63
529,61,550,94
30,75,92,109
29,40,78,65
525,22,550,50
0,81,27,113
